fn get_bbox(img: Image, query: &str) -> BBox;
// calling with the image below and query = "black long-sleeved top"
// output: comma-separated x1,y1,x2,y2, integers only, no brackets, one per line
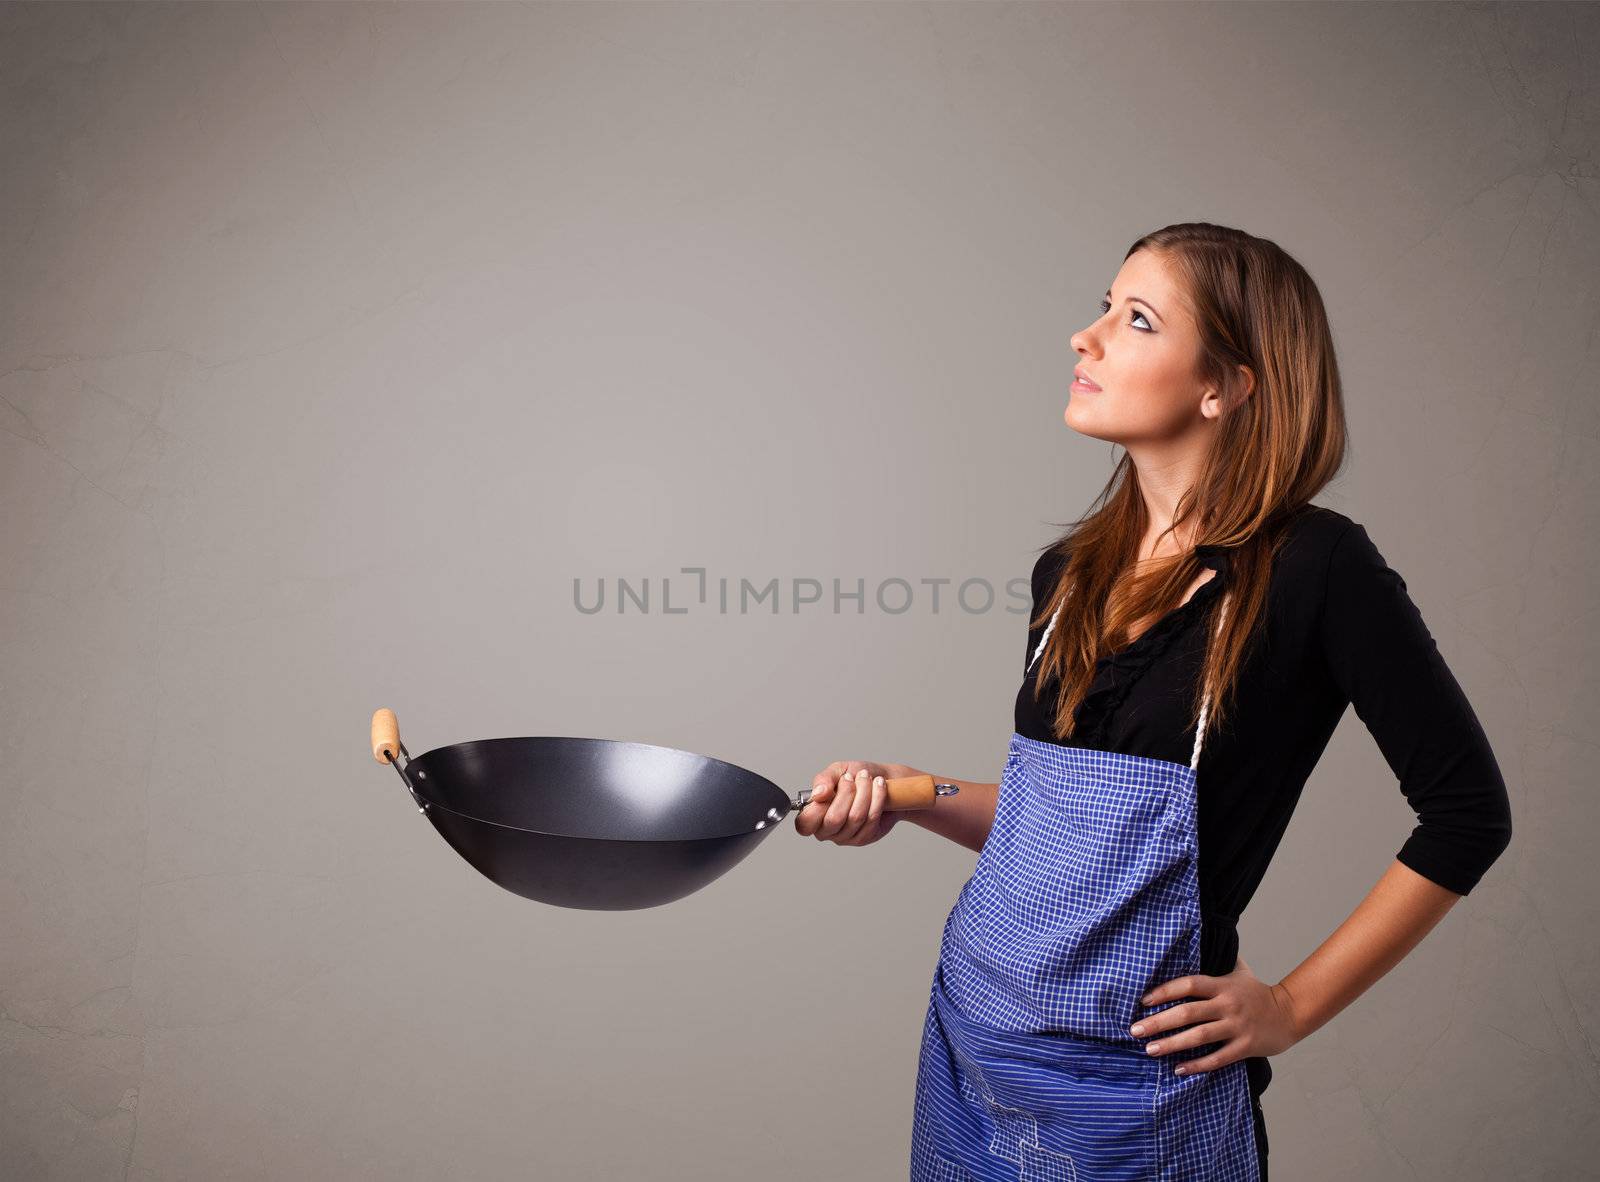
1014,504,1513,1098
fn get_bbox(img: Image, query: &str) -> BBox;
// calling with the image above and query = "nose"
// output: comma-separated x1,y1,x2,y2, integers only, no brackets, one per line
1069,306,1108,357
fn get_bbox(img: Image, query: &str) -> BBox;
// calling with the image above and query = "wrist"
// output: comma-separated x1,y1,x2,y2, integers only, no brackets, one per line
1271,980,1310,1042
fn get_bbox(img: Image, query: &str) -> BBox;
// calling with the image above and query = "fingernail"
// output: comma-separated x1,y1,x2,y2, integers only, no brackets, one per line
1174,1066,1187,1076
874,776,883,787
1146,1042,1161,1055
1129,1024,1145,1036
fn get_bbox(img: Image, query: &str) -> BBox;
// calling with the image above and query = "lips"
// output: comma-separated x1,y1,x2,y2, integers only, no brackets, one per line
1073,369,1102,391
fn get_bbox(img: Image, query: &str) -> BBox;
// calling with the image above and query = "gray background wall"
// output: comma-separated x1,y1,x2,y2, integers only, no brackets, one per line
2,2,1594,1179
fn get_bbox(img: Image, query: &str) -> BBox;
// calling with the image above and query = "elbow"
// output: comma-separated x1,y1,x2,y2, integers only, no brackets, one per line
1462,797,1515,892
1398,796,1514,897
1487,800,1513,864
1480,782,1514,862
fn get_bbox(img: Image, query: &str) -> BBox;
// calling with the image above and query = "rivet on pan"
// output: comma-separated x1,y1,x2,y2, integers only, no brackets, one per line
416,770,426,779
767,808,781,821
755,820,766,829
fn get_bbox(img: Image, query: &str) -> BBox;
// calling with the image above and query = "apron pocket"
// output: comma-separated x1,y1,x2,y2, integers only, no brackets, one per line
933,1156,976,1182
1019,1140,1079,1182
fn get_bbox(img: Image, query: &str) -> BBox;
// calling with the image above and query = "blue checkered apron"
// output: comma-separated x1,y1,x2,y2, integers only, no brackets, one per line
910,594,1259,1181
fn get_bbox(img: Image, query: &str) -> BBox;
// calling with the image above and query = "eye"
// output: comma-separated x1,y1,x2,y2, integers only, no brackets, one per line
1098,299,1153,332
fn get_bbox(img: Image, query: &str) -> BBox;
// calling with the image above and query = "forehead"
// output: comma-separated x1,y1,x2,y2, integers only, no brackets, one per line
1111,249,1176,293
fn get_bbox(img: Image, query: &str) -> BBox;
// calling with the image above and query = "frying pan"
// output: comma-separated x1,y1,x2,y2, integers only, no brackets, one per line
369,709,960,910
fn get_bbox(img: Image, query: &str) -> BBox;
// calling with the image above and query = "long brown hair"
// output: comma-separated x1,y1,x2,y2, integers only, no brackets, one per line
1031,222,1346,744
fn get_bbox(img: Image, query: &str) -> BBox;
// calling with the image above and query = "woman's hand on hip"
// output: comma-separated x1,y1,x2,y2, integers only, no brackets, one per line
1127,954,1304,1075
795,760,914,846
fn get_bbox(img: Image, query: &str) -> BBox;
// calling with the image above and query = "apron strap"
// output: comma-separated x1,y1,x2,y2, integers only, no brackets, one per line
1026,602,1062,675
1188,589,1232,771
1029,580,1232,771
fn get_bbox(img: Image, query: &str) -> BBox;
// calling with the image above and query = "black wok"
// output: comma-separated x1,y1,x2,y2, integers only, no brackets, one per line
369,709,958,910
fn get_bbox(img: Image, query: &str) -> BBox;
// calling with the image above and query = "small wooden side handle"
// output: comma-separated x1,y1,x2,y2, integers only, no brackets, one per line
883,774,940,810
372,708,401,763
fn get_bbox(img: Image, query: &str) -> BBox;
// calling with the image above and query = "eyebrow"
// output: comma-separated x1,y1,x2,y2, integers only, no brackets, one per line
1104,289,1164,325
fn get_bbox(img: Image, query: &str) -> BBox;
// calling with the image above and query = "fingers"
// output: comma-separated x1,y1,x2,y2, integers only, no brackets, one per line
1171,1047,1239,1077
795,767,840,838
1146,1024,1240,1076
797,763,853,840
837,770,868,842
1129,997,1241,1076
797,764,891,846
837,771,883,845
824,769,864,839
1129,999,1212,1039
1140,974,1213,1007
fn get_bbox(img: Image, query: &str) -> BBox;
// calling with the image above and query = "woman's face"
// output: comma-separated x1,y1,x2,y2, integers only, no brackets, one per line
1066,249,1219,444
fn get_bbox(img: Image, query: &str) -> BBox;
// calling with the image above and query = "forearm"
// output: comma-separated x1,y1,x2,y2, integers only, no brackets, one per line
1276,858,1463,1040
897,768,999,854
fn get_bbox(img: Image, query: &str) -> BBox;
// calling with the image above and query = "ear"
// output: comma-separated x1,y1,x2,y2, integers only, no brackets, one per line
1201,364,1255,420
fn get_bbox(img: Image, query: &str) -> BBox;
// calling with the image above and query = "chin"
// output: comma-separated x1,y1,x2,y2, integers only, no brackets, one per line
1063,404,1112,442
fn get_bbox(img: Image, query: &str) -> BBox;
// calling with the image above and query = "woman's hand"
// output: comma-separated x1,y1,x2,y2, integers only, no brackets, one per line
1128,954,1304,1076
795,760,915,846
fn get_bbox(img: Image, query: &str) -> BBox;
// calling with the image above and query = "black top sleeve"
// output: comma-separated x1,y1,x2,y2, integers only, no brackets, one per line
1319,522,1513,895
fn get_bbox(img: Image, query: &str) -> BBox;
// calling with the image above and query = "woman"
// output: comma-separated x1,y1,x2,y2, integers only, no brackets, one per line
795,223,1514,1181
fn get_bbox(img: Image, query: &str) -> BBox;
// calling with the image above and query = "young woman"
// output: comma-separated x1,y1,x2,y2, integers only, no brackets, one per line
796,223,1514,1181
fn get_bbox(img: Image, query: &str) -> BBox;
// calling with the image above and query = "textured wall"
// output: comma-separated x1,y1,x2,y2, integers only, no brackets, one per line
1,3,1594,1179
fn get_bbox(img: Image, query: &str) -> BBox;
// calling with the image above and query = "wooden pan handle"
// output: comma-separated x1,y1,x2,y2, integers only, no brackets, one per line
371,708,401,763
883,774,941,810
